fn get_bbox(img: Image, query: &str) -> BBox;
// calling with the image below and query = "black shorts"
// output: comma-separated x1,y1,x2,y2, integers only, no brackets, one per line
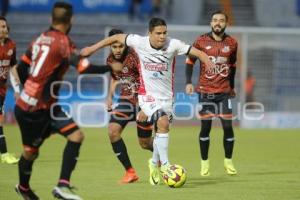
109,98,152,138
14,105,79,151
0,95,4,115
198,93,233,119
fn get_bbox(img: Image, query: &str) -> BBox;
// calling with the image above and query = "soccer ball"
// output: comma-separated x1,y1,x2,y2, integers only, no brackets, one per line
162,164,187,188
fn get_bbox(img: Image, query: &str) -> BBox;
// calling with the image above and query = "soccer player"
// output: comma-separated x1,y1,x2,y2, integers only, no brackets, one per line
13,2,115,200
185,10,238,176
0,16,19,164
81,17,214,185
106,29,153,184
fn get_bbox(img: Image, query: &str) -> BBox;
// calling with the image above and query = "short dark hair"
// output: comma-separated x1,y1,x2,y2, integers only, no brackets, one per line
148,17,167,32
210,10,228,22
0,16,7,22
108,29,123,37
52,1,73,25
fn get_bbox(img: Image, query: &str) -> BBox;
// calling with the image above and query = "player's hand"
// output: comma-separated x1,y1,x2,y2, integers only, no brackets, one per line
106,98,113,112
205,59,215,69
80,46,94,57
110,62,123,73
185,83,194,95
229,89,236,98
136,110,148,122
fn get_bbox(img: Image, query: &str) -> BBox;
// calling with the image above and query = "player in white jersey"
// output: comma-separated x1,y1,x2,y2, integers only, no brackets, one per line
81,18,214,185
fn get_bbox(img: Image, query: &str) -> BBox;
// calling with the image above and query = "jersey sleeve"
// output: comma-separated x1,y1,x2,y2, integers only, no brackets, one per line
20,45,32,65
125,34,142,49
172,39,191,56
10,45,17,66
185,38,201,65
229,42,238,68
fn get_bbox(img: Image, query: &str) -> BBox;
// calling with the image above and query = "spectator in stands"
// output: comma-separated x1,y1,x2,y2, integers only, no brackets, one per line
150,0,173,19
128,0,144,21
245,70,256,103
1,0,9,17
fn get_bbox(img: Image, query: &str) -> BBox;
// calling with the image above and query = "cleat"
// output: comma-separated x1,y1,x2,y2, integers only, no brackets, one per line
15,184,40,200
1,153,19,164
224,158,237,175
200,160,210,176
159,163,171,174
148,158,161,185
119,168,139,184
52,186,82,200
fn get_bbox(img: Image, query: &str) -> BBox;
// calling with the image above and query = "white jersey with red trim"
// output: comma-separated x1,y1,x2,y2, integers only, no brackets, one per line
126,34,191,100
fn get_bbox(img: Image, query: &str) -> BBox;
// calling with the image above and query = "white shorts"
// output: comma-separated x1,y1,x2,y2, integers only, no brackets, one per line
138,95,173,121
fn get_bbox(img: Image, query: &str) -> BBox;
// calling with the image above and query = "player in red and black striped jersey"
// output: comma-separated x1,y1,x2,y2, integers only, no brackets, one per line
106,29,153,184
12,2,117,200
0,16,19,164
185,11,237,176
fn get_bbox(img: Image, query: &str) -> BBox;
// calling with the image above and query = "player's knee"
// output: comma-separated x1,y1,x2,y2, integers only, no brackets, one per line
68,130,84,143
23,150,39,161
157,115,169,132
138,138,153,150
108,123,122,142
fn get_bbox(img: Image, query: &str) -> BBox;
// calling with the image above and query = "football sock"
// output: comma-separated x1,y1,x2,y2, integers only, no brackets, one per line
152,137,160,165
0,126,7,153
199,119,212,160
18,155,34,188
221,119,234,159
59,141,81,184
112,138,132,170
155,133,169,166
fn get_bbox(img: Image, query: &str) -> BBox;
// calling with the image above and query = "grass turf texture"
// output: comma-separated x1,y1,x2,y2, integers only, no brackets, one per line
1,125,300,200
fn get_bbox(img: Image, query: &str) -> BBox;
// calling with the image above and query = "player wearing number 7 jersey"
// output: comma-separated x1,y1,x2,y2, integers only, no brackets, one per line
12,2,117,200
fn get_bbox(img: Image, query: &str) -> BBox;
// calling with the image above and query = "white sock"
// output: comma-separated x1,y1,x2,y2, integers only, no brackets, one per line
151,137,160,166
155,133,169,166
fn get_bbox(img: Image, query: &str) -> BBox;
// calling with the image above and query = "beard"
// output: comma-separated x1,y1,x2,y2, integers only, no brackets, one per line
113,47,128,61
212,25,226,36
66,24,72,35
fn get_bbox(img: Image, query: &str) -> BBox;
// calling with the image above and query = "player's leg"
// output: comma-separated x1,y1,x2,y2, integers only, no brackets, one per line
136,121,153,151
199,119,212,176
51,106,83,200
109,99,139,183
152,110,170,168
138,96,170,185
14,105,49,200
0,95,18,164
198,93,216,176
219,95,237,175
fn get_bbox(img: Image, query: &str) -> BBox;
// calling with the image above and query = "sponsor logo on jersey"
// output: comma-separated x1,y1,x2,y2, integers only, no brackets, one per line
144,62,167,71
0,60,10,67
205,46,212,50
209,56,228,64
0,67,9,79
205,64,229,79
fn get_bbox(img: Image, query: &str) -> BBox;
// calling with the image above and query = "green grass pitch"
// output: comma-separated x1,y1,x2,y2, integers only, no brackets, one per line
1,125,300,200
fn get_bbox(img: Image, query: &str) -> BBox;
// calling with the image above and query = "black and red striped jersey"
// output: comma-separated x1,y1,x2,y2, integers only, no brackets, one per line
17,27,77,111
186,32,237,94
107,48,140,104
0,38,16,96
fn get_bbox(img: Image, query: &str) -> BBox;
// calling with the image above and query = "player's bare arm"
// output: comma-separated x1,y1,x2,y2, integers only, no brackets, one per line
9,64,21,99
107,78,119,111
80,34,127,57
188,47,214,68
